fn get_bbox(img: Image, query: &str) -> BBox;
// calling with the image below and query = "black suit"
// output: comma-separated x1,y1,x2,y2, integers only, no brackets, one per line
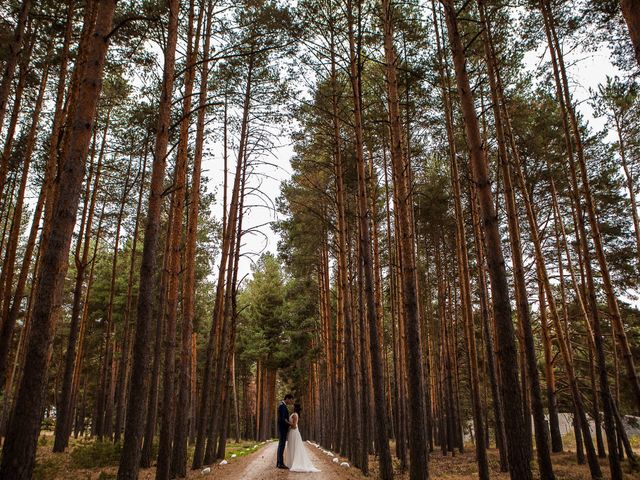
277,401,289,466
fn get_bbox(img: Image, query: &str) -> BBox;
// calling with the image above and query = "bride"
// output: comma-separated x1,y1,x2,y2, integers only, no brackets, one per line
285,404,321,473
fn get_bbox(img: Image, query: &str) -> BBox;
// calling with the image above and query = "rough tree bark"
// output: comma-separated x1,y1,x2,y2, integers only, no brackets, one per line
440,1,532,478
0,58,49,389
53,122,105,452
0,0,32,148
543,0,640,413
478,2,554,476
155,1,198,477
380,0,429,477
621,0,640,66
172,1,208,475
0,1,116,477
113,147,148,443
118,0,179,476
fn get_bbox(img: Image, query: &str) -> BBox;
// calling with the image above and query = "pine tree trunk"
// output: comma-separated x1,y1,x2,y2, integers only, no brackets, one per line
118,0,180,476
380,1,428,477
538,283,563,453
97,160,132,440
440,1,531,478
433,0,491,470
621,0,640,66
113,147,148,443
203,55,252,466
335,2,395,477
0,34,32,210
192,50,252,470
0,2,115,477
449,99,489,480
140,258,167,469
329,20,359,465
510,87,603,480
478,2,553,475
0,0,32,148
156,2,198,477
172,1,207,475
615,119,640,269
155,147,189,479
469,183,509,470
70,203,106,441
544,0,640,413
53,125,104,452
0,58,48,388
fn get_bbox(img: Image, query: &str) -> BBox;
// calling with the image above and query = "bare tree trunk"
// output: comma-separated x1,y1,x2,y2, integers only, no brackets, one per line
0,33,33,213
448,96,490,480
71,202,106,441
379,1,428,477
172,2,207,475
0,0,32,148
202,52,253,467
545,0,640,413
433,0,491,471
614,118,640,269
114,147,148,443
538,282,563,453
155,2,198,478
53,123,105,452
621,0,640,66
0,58,48,387
510,91,603,480
478,2,553,476
140,244,169,469
98,160,133,440
118,0,180,476
329,16,358,464
192,49,252,469
440,1,531,478
0,2,115,477
336,1,395,477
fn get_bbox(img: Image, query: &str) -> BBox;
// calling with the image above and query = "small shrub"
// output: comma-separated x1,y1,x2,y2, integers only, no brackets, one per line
33,458,63,480
41,417,56,431
70,441,122,469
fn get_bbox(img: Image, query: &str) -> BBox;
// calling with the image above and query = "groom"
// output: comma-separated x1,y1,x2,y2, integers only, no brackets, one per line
277,393,294,469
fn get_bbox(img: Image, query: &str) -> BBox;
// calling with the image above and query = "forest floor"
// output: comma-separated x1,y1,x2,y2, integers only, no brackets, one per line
32,435,363,479
32,432,640,479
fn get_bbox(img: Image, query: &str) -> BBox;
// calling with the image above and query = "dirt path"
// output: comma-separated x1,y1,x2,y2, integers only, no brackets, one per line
202,441,363,480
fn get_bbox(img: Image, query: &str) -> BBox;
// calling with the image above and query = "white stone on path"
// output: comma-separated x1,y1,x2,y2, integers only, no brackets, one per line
340,462,350,468
231,454,237,458
332,458,339,464
201,467,211,474
219,460,228,466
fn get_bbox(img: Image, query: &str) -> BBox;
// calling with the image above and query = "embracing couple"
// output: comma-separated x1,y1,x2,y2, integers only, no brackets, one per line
276,394,320,472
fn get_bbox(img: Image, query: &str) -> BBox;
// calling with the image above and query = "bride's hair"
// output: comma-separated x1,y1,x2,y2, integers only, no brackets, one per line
294,403,302,415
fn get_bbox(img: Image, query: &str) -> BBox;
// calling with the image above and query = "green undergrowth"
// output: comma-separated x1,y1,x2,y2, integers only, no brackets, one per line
223,440,267,460
32,436,269,478
33,456,65,480
70,441,123,469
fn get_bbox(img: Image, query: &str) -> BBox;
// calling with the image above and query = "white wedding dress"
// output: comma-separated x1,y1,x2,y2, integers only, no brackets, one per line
285,413,321,472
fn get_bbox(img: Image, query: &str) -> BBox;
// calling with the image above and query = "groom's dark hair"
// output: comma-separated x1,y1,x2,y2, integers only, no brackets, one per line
284,393,294,400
